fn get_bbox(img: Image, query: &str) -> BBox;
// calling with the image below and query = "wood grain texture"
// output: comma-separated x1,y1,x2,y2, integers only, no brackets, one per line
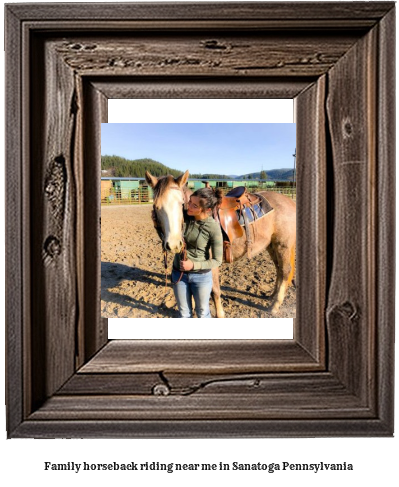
375,6,396,430
58,372,163,395
29,392,371,421
7,2,394,22
326,26,377,403
81,81,108,362
13,418,391,439
53,33,360,78
5,4,24,436
79,340,321,374
295,75,326,362
30,36,78,408
60,371,357,397
91,78,311,100
5,2,395,438
34,371,375,423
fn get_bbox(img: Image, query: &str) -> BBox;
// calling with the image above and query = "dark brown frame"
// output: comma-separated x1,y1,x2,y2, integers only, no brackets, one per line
5,2,395,438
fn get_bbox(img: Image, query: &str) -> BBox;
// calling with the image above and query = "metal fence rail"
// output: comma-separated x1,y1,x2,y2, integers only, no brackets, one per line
264,187,296,200
101,187,151,205
101,186,296,205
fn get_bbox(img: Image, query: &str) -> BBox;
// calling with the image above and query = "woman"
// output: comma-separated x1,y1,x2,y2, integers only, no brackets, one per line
172,187,223,318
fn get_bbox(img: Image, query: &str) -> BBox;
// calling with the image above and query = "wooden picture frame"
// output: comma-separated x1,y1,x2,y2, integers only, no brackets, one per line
5,2,395,438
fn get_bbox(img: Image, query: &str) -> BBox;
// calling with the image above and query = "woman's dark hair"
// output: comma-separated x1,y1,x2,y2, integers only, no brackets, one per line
192,187,223,211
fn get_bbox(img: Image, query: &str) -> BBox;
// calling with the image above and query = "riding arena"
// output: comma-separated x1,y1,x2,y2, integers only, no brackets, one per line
101,175,296,319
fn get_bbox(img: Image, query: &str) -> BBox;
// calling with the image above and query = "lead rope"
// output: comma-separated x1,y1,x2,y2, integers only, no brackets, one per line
152,206,171,295
162,249,169,294
161,241,186,295
169,241,187,286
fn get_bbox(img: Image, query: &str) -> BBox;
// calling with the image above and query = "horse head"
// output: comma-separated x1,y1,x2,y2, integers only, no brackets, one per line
145,170,189,253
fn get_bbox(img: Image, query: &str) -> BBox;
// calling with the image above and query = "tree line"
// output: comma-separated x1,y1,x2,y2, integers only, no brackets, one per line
101,155,277,180
101,156,182,178
101,156,242,180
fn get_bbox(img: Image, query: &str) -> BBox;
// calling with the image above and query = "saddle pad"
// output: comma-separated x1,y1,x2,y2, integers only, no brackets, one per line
254,192,274,215
237,204,263,225
237,193,274,225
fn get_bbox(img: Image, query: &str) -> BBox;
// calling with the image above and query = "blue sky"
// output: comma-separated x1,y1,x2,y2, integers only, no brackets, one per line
101,123,296,175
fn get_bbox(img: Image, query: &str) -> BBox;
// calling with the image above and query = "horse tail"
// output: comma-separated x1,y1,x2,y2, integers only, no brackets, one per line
287,246,295,287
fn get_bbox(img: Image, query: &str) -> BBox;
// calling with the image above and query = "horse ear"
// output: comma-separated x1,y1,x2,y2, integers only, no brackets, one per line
145,171,158,188
176,170,189,188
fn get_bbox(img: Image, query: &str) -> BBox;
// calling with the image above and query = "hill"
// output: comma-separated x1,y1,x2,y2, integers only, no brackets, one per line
101,155,182,178
101,156,295,181
240,168,295,181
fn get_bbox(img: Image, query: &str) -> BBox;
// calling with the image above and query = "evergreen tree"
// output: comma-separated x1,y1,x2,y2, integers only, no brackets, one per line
101,155,182,178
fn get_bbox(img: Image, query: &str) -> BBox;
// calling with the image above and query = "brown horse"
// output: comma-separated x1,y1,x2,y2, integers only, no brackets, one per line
145,170,296,317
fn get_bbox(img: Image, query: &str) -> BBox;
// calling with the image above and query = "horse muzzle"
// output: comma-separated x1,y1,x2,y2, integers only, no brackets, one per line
165,240,184,254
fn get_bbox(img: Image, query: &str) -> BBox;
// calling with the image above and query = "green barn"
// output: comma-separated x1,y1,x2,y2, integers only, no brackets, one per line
188,179,270,192
101,177,153,203
113,179,140,198
101,177,277,204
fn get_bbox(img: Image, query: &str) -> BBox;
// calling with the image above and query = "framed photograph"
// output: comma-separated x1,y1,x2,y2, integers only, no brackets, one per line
101,110,296,339
5,2,395,437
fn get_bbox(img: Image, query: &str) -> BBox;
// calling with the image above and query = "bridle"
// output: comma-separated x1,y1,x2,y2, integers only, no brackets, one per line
152,186,189,289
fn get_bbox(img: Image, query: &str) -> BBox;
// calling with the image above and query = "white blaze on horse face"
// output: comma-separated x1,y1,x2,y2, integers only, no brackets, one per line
158,186,184,253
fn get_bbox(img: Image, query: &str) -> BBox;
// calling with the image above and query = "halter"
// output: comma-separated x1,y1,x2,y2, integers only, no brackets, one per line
152,186,189,291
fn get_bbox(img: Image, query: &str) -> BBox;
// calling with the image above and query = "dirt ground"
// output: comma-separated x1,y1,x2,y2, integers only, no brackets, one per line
101,205,296,319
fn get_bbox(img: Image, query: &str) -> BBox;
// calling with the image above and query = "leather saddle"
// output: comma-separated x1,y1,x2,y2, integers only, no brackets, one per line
217,186,273,262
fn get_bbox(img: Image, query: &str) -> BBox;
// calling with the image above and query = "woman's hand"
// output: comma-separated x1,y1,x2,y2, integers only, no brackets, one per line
180,259,194,271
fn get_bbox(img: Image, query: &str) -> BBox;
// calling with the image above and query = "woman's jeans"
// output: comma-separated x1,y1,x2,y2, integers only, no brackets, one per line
172,270,213,318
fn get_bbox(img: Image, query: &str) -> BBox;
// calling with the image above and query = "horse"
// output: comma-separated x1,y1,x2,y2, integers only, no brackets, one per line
145,170,296,317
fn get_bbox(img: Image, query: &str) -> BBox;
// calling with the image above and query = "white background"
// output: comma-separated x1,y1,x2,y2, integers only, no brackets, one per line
1,1,398,486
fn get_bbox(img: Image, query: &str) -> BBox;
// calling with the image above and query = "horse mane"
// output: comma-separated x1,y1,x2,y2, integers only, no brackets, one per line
152,175,182,209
